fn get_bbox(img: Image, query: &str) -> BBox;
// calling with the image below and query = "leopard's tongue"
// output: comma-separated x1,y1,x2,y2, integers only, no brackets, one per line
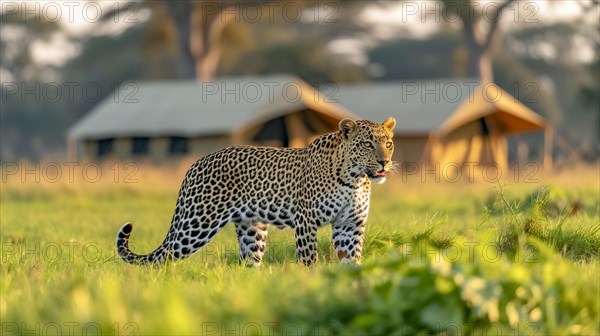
376,170,386,177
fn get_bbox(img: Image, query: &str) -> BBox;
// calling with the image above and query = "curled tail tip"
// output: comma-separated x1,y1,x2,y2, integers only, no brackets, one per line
116,222,165,266
117,222,133,238
116,222,158,266
117,222,135,261
122,222,133,234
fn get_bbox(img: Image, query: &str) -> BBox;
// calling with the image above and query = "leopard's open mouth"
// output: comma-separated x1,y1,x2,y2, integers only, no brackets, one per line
368,170,387,179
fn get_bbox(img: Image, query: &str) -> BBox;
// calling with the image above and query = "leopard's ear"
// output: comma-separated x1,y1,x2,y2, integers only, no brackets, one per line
339,119,357,139
383,117,396,131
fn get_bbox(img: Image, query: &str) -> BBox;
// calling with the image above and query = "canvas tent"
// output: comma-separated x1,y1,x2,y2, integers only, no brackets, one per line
333,79,550,175
68,76,550,174
67,75,356,161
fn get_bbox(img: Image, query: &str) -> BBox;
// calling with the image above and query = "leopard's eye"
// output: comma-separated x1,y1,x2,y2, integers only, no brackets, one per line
386,141,393,149
361,141,374,149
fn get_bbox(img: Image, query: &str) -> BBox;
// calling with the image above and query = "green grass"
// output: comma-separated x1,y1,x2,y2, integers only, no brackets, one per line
1,165,599,335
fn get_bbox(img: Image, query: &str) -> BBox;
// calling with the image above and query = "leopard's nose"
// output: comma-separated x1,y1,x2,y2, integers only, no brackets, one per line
377,160,389,169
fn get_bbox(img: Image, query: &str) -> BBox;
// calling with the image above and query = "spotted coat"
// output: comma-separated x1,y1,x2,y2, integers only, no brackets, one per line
116,118,396,266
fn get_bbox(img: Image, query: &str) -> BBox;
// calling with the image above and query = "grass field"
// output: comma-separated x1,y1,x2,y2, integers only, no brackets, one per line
1,162,599,335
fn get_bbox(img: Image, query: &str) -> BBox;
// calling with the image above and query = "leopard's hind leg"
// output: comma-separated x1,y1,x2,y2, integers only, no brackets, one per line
166,217,230,260
235,222,268,266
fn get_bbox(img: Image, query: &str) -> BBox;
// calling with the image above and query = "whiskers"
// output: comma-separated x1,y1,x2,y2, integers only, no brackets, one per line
388,161,402,174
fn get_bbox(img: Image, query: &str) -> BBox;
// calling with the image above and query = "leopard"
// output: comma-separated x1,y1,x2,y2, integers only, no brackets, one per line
116,117,396,266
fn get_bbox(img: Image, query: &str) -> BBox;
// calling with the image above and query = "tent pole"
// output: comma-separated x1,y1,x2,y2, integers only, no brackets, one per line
67,138,77,161
544,127,553,171
421,133,439,171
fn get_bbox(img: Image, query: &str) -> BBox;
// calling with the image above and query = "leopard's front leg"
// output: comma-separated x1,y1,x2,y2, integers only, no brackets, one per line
332,220,365,264
294,211,318,266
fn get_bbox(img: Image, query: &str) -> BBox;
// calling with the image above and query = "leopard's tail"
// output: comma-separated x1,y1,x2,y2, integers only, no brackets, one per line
116,223,168,265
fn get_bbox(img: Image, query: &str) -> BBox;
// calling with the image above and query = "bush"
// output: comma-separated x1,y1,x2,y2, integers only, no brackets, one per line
275,238,599,335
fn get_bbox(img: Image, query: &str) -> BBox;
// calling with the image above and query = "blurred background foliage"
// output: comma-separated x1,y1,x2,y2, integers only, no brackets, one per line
0,0,598,161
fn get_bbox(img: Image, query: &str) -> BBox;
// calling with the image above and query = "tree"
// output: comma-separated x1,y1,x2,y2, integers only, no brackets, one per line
440,0,517,83
162,1,358,81
574,0,600,146
0,7,62,83
0,7,65,160
163,1,263,80
163,0,197,79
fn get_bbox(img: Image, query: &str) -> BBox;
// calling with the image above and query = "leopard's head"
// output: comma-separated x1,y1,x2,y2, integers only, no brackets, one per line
339,117,396,184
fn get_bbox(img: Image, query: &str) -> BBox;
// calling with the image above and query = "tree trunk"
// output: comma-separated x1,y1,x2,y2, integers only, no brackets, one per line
165,1,233,80
190,4,233,80
453,0,516,84
164,1,196,79
464,34,492,83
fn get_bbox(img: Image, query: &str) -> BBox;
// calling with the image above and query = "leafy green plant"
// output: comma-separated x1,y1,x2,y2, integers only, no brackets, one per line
275,238,599,335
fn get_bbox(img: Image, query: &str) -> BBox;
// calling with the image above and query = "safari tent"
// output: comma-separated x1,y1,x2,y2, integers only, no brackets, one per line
68,76,550,174
334,79,550,174
67,75,356,161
